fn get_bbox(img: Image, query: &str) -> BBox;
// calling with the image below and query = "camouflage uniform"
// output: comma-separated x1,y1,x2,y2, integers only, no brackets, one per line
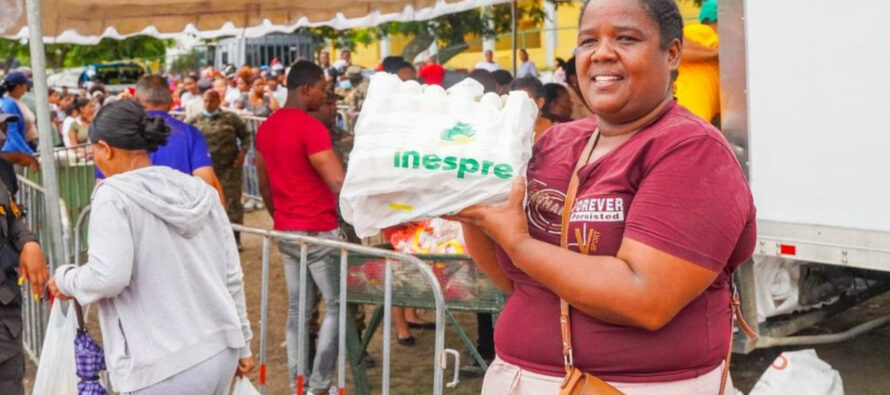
344,79,369,124
188,111,251,226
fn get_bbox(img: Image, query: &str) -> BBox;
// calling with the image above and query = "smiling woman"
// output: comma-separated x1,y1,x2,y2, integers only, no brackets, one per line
455,0,758,394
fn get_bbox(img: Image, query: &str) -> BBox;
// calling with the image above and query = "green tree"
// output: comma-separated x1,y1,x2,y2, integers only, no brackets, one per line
300,2,555,65
0,39,28,71
0,35,171,70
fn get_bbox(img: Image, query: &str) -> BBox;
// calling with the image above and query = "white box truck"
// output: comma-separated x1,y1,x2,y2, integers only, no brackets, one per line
720,0,890,352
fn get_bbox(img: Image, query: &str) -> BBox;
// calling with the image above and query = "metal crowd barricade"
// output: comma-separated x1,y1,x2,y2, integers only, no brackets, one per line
231,224,455,395
238,114,266,206
22,144,96,225
17,175,73,363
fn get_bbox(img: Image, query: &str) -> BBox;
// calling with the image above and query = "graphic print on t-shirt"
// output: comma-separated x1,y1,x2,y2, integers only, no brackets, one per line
570,196,625,222
526,178,565,235
567,194,630,255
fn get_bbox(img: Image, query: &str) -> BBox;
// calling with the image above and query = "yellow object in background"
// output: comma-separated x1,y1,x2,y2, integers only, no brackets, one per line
674,23,721,123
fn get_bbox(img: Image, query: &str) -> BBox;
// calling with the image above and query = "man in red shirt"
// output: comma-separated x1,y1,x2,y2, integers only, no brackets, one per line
255,61,345,395
418,56,445,86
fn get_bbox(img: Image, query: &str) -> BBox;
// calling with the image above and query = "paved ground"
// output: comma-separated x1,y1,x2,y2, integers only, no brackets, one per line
23,210,890,394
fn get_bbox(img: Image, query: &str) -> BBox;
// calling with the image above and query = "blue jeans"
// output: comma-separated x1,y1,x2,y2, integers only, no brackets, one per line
278,230,342,393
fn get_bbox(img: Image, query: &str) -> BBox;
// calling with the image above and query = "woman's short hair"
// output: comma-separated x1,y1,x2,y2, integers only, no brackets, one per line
581,0,683,49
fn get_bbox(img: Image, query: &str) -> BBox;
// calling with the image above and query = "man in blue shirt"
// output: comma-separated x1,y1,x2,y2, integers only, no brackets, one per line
96,76,224,203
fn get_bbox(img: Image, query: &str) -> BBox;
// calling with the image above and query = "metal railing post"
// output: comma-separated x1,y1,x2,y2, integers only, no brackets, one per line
296,242,309,394
25,0,67,271
337,249,348,395
382,259,392,395
259,237,271,394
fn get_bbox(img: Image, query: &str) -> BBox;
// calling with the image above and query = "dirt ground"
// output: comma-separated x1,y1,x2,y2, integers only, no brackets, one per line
23,210,890,394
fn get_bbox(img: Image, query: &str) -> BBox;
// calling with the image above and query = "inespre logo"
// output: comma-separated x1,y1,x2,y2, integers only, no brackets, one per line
439,122,476,145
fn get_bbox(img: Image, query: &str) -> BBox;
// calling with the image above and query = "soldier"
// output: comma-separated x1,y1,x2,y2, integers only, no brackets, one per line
188,90,251,249
0,110,48,395
343,66,368,126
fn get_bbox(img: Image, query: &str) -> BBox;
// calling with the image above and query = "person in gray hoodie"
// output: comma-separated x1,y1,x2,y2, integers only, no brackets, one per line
47,100,254,395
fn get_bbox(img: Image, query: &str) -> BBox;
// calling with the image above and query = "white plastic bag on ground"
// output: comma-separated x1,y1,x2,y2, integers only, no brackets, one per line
231,377,261,395
754,256,801,323
32,301,79,395
749,349,843,395
340,74,537,237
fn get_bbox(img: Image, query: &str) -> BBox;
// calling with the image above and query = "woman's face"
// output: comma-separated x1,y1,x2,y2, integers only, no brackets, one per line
575,0,680,124
49,91,60,104
237,78,249,92
80,103,94,121
10,84,28,99
252,79,266,95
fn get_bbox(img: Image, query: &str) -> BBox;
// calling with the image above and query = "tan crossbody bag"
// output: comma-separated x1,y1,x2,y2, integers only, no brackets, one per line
557,129,757,395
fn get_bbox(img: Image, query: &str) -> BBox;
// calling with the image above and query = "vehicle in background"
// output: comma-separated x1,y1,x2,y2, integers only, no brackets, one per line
722,0,890,353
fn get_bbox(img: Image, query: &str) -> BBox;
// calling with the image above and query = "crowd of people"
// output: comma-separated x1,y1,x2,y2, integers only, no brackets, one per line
0,0,746,394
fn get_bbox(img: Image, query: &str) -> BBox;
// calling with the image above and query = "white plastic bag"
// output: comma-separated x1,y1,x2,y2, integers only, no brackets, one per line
754,256,802,323
340,73,537,237
32,301,79,395
749,349,844,395
231,377,261,395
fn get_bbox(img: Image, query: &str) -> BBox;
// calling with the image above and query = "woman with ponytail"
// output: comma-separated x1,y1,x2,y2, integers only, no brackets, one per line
47,100,255,394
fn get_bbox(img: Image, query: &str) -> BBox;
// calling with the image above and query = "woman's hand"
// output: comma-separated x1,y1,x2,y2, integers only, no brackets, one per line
47,277,72,301
449,176,530,250
236,356,256,377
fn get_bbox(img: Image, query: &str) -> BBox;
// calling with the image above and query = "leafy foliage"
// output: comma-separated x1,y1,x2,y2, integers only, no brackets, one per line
0,36,171,70
303,1,558,63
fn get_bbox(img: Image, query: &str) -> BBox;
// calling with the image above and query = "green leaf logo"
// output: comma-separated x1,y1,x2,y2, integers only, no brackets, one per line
440,122,476,145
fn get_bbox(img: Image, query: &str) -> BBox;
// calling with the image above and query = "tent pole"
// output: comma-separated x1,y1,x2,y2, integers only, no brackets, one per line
25,0,67,270
511,0,517,75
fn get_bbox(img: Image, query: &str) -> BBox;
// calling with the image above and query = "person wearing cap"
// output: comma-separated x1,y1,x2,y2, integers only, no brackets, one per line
187,90,251,249
0,72,36,155
48,100,254,394
0,109,48,395
343,66,368,127
674,0,721,124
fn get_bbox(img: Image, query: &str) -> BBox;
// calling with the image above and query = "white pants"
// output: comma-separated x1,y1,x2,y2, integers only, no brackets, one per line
481,356,733,395
124,348,239,395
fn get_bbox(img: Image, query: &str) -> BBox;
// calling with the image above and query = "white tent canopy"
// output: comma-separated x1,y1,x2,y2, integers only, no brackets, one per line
0,0,510,44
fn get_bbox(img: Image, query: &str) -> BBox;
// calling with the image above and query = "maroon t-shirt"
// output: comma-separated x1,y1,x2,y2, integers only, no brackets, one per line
256,108,339,232
495,102,756,383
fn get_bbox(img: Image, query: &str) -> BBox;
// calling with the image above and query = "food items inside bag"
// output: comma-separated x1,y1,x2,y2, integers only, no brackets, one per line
340,73,537,237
